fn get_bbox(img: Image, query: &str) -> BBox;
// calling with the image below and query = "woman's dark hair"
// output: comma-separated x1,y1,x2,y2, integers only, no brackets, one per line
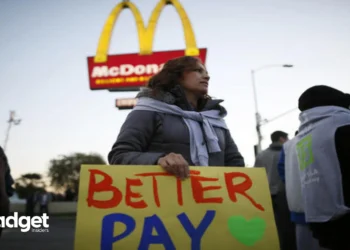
147,56,202,92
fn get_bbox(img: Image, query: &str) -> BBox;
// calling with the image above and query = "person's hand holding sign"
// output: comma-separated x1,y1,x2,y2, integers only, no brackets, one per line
157,153,190,180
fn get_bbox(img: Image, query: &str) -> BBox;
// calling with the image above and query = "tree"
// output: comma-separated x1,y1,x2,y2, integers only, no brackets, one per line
15,173,45,199
48,153,106,193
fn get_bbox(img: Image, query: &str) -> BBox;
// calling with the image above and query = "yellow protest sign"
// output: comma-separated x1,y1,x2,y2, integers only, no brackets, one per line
74,165,279,250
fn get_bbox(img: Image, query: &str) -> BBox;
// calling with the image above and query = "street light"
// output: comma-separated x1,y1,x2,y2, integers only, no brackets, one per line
251,64,294,156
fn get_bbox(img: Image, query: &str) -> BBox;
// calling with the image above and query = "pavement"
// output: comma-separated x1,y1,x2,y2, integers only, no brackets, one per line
0,216,76,250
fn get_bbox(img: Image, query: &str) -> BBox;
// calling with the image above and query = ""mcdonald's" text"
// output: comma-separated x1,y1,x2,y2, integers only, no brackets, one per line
91,64,164,78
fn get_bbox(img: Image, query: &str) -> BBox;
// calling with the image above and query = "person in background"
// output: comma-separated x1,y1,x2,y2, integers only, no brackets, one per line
108,56,245,179
39,190,50,215
0,146,14,238
25,191,37,216
65,188,76,201
254,131,296,250
278,131,328,250
0,153,9,238
292,85,350,250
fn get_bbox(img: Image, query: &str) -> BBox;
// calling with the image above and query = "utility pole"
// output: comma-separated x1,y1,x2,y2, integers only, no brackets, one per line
3,111,21,152
251,64,293,156
251,70,263,154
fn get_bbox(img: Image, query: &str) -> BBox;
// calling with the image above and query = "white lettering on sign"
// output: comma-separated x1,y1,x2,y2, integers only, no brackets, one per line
91,64,162,78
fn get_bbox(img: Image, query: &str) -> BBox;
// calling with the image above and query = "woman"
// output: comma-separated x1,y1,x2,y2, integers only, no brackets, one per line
108,56,245,179
0,147,11,238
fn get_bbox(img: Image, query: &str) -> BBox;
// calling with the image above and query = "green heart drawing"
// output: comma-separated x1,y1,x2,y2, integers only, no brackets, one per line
227,216,266,246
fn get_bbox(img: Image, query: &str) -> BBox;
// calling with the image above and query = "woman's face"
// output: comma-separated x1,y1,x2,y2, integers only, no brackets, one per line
181,62,210,96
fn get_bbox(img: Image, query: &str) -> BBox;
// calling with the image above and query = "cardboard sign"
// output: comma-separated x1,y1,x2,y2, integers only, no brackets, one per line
74,165,279,250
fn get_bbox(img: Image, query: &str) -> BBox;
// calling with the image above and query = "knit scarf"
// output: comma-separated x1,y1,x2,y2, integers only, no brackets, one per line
133,97,228,166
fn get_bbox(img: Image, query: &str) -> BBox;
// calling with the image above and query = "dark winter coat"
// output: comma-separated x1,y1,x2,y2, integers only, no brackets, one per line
0,147,14,197
108,86,245,167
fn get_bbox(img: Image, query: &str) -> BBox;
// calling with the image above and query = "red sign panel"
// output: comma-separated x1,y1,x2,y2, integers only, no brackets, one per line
87,48,207,91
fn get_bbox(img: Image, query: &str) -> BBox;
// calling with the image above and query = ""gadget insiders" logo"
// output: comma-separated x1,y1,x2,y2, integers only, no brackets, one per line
0,212,49,233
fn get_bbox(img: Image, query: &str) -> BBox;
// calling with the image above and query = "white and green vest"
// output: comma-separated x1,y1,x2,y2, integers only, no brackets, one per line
295,106,350,222
284,137,304,213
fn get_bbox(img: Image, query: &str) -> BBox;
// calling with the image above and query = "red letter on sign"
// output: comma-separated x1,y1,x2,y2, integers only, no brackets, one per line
176,178,184,206
87,169,122,209
191,170,223,204
136,172,172,208
125,178,147,209
224,172,265,211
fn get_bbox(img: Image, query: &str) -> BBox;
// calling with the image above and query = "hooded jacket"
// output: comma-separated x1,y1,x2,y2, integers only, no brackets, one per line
297,106,350,222
108,86,245,167
296,85,350,249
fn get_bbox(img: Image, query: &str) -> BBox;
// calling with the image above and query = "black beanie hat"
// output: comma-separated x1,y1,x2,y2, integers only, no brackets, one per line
298,85,350,111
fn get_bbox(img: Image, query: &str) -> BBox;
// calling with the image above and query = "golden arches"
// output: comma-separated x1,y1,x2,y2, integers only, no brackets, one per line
94,0,199,63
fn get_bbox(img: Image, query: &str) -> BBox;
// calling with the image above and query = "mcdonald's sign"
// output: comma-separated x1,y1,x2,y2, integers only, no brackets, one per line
87,0,207,91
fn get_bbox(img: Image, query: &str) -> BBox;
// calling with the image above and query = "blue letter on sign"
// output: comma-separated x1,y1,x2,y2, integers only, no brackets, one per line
178,210,216,250
138,214,175,250
101,213,136,250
